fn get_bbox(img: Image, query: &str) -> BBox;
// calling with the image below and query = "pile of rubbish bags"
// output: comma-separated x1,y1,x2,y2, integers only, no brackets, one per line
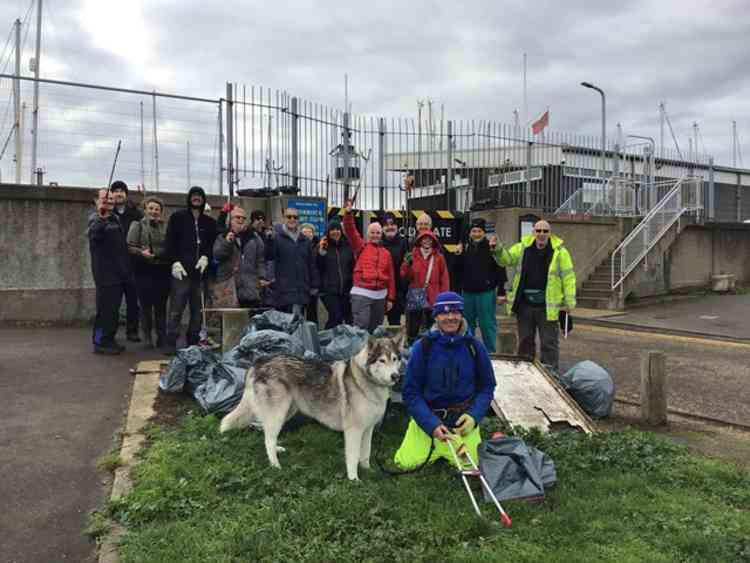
159,310,371,415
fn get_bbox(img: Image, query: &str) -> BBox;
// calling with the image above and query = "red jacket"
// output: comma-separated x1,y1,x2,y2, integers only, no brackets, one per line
343,213,396,302
400,231,450,306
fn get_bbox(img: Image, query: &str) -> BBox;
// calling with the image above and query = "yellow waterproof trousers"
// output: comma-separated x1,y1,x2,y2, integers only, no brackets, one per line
394,418,482,469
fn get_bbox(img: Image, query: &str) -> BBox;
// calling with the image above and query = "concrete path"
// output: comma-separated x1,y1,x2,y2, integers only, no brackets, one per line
0,328,163,563
590,293,750,340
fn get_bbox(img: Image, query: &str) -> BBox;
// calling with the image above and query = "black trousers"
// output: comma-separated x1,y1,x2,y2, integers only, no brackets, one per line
321,293,352,329
167,276,203,346
306,295,319,324
136,272,170,345
123,278,140,336
517,302,560,371
387,291,406,326
93,283,125,346
407,309,431,341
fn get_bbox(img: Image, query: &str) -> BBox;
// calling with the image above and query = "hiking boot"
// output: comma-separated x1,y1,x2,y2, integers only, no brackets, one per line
127,332,142,343
113,340,127,352
94,344,122,355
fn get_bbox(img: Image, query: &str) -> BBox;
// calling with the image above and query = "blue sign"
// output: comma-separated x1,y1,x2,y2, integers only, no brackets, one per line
288,198,326,237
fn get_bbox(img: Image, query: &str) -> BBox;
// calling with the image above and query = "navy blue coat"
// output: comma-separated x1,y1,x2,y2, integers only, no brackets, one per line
272,224,320,307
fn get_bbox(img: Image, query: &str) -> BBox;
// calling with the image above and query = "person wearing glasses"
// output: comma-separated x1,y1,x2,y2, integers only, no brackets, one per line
491,219,576,371
272,208,319,316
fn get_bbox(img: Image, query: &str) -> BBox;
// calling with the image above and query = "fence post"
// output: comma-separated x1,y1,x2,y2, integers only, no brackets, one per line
343,112,351,201
707,157,714,221
447,120,453,206
218,102,224,196
291,97,299,190
736,171,742,223
225,83,234,198
525,141,533,207
378,117,385,210
640,351,668,425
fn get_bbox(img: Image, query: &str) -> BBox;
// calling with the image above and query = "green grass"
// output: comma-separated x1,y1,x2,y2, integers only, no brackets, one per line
108,408,750,563
97,451,123,473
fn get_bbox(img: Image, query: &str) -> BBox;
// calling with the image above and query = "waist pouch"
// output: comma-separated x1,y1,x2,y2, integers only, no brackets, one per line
523,289,546,305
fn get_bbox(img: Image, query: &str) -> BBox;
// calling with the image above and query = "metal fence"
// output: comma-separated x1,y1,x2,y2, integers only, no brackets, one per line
0,73,721,215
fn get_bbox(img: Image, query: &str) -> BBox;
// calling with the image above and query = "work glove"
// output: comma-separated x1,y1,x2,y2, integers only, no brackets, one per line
310,288,319,296
196,255,209,274
454,414,476,436
171,261,188,281
404,252,413,265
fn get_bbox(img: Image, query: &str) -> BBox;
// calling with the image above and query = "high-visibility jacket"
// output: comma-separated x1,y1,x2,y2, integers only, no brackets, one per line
493,234,576,321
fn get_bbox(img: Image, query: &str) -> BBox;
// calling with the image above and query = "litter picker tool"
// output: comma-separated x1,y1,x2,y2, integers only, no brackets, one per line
106,140,122,191
446,438,512,528
199,277,210,347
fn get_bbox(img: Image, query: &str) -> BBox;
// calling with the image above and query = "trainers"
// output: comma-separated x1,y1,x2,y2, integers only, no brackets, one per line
127,333,142,343
94,344,122,355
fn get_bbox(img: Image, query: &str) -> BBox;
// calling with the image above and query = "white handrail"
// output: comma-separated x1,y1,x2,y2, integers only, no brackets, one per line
611,174,702,291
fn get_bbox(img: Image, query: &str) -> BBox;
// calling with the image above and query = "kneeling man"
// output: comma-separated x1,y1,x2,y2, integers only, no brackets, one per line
395,291,496,468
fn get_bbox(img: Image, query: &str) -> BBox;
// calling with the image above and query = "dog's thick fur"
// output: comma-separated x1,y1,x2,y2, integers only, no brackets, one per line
220,334,403,480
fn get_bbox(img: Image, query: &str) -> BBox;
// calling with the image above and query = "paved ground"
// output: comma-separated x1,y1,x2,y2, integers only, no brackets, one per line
0,328,163,563
559,324,750,427
595,293,750,340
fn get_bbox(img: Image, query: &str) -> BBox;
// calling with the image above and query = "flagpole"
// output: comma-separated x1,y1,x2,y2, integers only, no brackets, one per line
523,53,528,130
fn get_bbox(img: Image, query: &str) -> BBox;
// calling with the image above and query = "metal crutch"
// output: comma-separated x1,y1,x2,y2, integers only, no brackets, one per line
447,439,513,528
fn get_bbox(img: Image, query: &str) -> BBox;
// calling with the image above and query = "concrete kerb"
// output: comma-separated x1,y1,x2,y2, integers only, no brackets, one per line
98,368,161,563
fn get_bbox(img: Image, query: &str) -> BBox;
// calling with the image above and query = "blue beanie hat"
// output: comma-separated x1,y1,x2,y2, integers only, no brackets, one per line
432,291,464,316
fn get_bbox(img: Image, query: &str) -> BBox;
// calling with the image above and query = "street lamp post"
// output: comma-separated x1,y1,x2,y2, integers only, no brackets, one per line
581,82,606,204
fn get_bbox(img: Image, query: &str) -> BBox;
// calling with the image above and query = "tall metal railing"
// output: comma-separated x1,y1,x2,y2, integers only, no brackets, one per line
611,175,703,291
554,176,638,217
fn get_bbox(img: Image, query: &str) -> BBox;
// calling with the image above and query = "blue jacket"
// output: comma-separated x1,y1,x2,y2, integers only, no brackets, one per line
402,319,496,435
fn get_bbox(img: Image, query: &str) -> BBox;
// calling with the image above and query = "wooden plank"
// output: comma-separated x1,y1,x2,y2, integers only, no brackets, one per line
490,355,595,434
133,360,169,374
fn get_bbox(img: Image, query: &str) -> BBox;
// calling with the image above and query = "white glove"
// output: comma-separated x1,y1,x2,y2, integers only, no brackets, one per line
196,255,209,274
172,261,188,280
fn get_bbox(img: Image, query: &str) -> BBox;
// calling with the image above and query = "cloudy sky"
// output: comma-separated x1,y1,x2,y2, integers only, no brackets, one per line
0,0,747,195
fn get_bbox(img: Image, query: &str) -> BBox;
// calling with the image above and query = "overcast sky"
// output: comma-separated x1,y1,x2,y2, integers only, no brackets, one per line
0,0,748,192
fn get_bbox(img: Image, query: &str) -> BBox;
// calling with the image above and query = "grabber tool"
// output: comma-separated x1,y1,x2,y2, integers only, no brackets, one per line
446,438,512,528
198,276,210,347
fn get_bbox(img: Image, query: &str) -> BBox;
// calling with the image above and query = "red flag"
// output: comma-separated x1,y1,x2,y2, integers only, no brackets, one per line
532,110,549,135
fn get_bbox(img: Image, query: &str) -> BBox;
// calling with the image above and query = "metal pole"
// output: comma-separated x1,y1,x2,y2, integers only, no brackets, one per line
243,84,247,177
30,0,42,184
343,111,351,201
218,102,223,196
152,92,159,192
733,120,737,168
291,97,298,189
14,19,22,184
708,156,715,221
139,101,145,189
447,120,453,209
186,141,191,188
659,102,665,158
226,82,234,198
525,141,532,208
580,82,606,207
378,117,385,211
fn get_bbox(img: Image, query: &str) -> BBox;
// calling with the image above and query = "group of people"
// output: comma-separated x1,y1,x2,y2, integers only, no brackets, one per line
88,183,576,374
88,181,577,471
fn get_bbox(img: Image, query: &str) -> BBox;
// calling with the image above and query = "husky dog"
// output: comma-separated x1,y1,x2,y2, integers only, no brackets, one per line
220,334,403,480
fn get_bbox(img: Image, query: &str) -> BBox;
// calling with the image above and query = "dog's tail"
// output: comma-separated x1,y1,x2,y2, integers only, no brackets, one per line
219,368,256,433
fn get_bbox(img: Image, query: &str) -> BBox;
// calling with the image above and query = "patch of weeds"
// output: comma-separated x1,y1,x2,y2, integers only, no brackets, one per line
96,451,123,473
112,409,750,563
83,510,111,540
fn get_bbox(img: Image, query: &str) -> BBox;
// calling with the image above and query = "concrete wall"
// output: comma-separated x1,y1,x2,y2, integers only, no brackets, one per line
472,207,627,288
667,224,750,289
0,184,311,322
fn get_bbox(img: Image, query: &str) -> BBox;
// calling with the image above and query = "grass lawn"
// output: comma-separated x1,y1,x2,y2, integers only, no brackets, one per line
103,395,750,563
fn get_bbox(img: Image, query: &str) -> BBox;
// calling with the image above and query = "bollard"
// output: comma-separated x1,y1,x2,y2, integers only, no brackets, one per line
640,351,668,425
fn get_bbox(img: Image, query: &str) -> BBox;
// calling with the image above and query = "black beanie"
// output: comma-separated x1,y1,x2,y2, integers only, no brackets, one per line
110,180,128,194
470,217,486,232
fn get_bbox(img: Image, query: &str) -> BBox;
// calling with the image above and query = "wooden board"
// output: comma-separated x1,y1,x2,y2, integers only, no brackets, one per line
490,356,596,434
133,360,169,374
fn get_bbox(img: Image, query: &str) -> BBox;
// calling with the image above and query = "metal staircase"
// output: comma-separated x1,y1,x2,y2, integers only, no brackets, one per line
611,174,703,295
